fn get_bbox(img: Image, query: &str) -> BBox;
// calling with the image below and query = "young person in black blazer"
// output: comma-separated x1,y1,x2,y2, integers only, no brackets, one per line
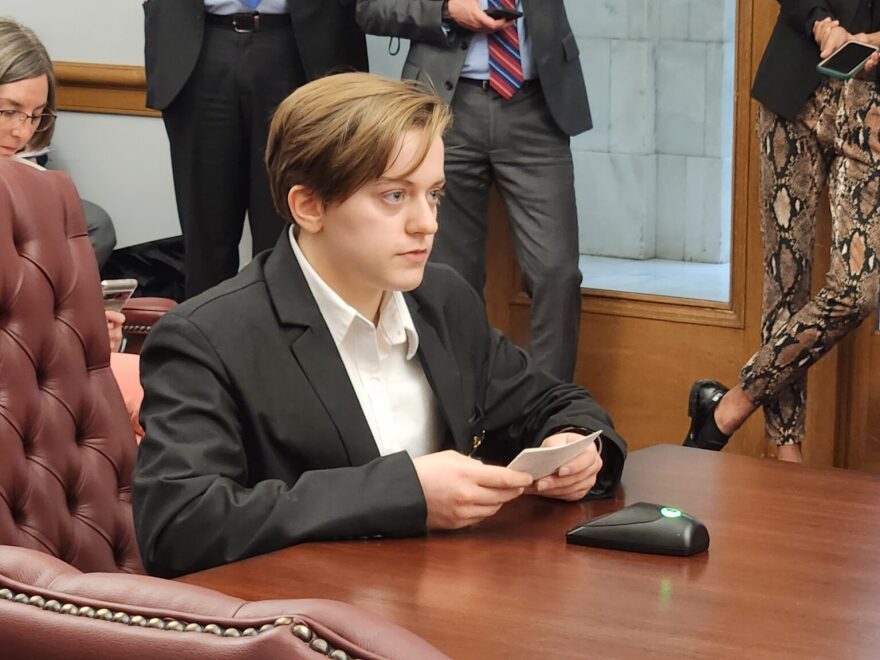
143,0,367,299
132,73,626,578
687,1,880,462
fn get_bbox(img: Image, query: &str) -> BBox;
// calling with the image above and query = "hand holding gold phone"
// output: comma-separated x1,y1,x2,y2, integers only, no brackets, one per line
101,278,138,313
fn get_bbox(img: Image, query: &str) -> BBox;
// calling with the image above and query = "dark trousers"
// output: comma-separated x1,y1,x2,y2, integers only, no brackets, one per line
431,81,582,381
162,24,306,298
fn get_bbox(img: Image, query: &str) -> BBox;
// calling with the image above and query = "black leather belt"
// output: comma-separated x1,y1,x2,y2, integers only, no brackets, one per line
205,12,291,32
458,78,539,91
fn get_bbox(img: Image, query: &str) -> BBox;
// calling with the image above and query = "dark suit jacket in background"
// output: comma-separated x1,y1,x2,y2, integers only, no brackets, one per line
752,0,861,120
132,233,625,577
355,0,591,136
144,0,368,111
142,0,368,299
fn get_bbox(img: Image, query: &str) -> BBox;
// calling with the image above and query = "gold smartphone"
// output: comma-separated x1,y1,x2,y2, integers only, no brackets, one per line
101,278,138,313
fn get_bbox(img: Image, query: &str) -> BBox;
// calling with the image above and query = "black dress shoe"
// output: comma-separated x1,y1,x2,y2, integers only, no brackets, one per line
683,380,730,451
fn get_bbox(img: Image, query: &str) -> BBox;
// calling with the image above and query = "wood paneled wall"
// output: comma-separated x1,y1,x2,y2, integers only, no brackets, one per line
55,62,157,117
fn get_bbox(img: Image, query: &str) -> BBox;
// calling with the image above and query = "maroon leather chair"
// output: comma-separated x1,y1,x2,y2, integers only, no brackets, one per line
0,159,448,659
121,296,177,355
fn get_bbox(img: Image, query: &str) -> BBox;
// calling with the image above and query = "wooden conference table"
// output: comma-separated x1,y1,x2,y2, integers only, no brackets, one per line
179,445,880,658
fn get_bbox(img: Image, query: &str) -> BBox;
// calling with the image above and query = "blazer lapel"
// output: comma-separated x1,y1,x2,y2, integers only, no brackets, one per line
263,233,380,466
406,295,471,453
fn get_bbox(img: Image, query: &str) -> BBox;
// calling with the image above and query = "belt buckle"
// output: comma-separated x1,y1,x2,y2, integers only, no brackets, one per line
232,13,259,33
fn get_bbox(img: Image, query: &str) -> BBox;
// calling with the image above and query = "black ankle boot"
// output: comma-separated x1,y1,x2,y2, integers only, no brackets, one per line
684,380,730,451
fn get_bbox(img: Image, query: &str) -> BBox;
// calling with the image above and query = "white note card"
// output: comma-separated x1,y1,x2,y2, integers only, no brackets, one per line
506,430,602,480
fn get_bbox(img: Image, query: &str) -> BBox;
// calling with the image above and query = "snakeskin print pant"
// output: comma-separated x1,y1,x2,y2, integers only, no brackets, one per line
741,78,880,445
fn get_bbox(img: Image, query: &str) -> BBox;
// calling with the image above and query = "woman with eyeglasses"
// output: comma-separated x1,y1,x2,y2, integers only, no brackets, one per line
0,17,143,440
0,17,116,264
0,20,56,158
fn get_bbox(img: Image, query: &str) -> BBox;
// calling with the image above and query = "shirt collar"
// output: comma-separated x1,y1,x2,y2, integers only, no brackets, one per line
288,226,420,359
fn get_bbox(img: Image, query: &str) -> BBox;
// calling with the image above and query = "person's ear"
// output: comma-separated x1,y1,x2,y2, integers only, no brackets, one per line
288,185,325,235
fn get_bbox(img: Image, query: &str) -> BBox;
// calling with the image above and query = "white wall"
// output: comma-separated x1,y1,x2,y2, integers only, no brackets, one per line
0,0,145,65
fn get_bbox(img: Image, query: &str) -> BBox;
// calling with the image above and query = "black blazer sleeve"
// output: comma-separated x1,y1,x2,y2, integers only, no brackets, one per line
779,0,834,33
132,313,427,578
433,270,626,496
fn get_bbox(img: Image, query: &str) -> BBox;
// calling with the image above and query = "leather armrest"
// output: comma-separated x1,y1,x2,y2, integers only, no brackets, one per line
0,546,448,660
120,297,176,354
121,296,176,327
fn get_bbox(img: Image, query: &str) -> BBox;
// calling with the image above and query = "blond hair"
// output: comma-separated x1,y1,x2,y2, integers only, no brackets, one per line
0,17,56,150
266,72,451,224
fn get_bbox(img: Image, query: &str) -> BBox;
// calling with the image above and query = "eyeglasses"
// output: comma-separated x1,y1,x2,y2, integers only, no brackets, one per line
0,108,56,133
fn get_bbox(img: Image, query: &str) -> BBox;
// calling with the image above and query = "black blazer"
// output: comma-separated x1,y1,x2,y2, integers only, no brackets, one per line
143,0,369,110
752,0,861,120
132,233,626,577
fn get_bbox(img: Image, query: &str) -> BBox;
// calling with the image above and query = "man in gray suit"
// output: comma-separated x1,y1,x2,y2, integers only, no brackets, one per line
356,0,589,381
144,0,367,298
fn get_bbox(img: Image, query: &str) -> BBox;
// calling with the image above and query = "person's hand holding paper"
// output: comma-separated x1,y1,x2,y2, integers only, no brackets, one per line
509,430,603,502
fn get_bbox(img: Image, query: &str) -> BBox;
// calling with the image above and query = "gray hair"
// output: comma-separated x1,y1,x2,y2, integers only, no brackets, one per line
0,17,55,149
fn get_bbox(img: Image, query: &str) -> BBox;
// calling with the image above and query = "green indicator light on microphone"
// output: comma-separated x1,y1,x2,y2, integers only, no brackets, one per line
659,507,682,518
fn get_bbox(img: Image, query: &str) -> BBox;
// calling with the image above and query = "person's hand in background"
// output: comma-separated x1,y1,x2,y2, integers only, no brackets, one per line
447,0,513,33
106,310,125,353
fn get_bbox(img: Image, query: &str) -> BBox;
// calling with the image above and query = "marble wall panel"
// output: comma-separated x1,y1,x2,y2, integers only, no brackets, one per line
572,38,612,153
656,40,708,157
575,151,657,259
609,40,656,155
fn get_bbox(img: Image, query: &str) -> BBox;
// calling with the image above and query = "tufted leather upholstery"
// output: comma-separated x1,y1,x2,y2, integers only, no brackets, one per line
0,158,449,659
0,159,142,573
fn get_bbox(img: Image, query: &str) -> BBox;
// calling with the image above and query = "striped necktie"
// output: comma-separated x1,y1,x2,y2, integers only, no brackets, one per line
488,0,524,100
240,0,262,9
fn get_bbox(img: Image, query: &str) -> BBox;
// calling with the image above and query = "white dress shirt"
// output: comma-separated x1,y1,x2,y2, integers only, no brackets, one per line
289,227,444,458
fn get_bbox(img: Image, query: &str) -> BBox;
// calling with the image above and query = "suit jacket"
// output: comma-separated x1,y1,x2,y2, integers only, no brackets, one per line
355,0,591,136
143,0,369,111
752,0,861,120
132,233,625,577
